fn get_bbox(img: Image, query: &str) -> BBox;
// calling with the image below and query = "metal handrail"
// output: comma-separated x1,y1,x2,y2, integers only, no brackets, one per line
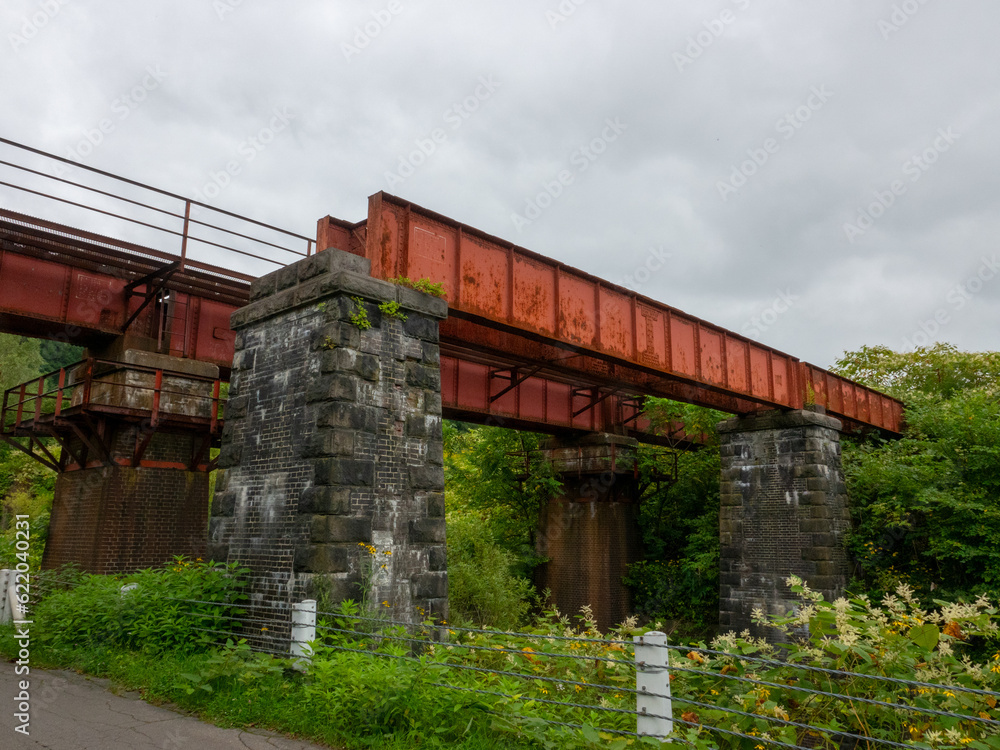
1,358,225,433
0,136,314,271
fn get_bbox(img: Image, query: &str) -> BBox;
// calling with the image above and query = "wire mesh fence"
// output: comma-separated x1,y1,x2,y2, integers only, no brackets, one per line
10,570,1000,750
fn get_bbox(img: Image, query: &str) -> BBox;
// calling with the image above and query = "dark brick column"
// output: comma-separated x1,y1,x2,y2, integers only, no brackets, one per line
534,434,641,632
717,407,849,639
211,247,448,646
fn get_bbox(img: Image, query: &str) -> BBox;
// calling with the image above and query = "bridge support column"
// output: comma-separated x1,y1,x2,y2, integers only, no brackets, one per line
717,407,849,639
211,247,448,647
42,351,218,574
534,434,641,632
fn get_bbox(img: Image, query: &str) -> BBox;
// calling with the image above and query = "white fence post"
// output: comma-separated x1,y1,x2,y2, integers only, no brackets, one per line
634,630,673,739
291,598,317,669
0,570,12,624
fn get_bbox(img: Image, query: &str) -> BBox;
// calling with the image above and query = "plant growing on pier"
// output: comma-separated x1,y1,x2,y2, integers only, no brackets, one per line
387,275,446,297
349,297,371,330
377,300,407,321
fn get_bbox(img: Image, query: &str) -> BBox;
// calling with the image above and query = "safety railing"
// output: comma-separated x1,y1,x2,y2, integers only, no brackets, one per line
1,358,224,434
0,137,312,278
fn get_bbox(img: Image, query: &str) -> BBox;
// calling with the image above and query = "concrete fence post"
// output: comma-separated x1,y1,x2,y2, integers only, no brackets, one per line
0,570,11,624
634,630,672,739
291,599,317,667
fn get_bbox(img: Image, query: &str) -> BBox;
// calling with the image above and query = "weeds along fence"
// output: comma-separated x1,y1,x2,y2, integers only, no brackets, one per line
15,571,1000,749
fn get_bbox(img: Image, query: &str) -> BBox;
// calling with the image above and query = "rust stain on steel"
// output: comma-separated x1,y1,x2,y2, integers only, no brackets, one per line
359,191,903,435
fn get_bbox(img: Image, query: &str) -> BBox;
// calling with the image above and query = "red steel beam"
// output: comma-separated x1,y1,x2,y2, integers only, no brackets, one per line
323,192,902,435
0,214,246,372
1,197,903,438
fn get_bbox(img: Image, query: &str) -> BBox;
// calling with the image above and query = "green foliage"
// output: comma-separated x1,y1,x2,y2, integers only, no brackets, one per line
8,575,1000,750
624,400,725,633
349,296,372,330
174,637,283,695
33,557,249,655
378,299,408,321
446,514,537,628
388,275,446,297
0,334,80,569
0,333,44,393
444,421,561,569
642,396,727,446
38,339,83,373
834,345,1000,602
0,443,56,571
833,343,1000,400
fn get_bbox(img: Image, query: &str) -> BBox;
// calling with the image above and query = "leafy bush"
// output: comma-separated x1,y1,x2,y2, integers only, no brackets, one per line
0,448,55,569
444,422,561,574
446,514,536,628
623,558,716,634
174,637,283,695
835,345,1000,602
314,580,1000,749
668,578,1000,750
33,557,248,655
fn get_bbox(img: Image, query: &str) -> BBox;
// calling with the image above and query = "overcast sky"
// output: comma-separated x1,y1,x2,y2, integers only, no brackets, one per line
2,0,998,368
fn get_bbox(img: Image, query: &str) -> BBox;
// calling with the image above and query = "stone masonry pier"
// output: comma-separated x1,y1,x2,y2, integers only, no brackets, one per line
210,247,448,648
717,407,850,639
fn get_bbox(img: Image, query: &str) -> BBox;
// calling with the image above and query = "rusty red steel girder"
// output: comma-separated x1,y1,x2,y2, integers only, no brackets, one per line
0,160,903,438
319,192,903,435
0,210,247,371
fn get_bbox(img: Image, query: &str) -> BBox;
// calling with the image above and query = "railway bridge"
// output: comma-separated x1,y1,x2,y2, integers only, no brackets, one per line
0,138,901,636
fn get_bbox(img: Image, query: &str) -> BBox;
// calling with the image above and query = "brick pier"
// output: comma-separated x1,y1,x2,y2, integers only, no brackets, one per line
42,351,217,574
534,434,641,632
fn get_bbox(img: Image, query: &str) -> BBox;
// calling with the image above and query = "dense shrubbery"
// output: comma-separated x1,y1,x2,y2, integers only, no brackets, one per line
32,557,248,655
0,334,77,570
0,448,54,570
834,345,1000,602
446,514,537,628
443,421,558,627
304,581,1000,749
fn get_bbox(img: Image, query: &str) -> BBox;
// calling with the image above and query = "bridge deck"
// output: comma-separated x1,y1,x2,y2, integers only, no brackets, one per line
0,135,902,438
319,192,903,435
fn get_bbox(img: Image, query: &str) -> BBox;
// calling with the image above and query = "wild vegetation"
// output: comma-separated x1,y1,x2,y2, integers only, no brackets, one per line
4,335,1000,745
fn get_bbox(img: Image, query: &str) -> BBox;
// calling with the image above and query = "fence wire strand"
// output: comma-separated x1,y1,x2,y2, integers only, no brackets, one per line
17,571,1000,750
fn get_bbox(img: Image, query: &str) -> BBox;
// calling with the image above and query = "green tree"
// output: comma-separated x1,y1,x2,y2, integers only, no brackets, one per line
38,339,84,373
623,398,726,633
0,333,65,568
0,333,44,394
834,344,1000,601
444,421,561,568
442,421,558,625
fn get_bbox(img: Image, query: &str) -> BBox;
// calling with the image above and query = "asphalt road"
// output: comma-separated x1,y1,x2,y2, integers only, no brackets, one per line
0,661,332,749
